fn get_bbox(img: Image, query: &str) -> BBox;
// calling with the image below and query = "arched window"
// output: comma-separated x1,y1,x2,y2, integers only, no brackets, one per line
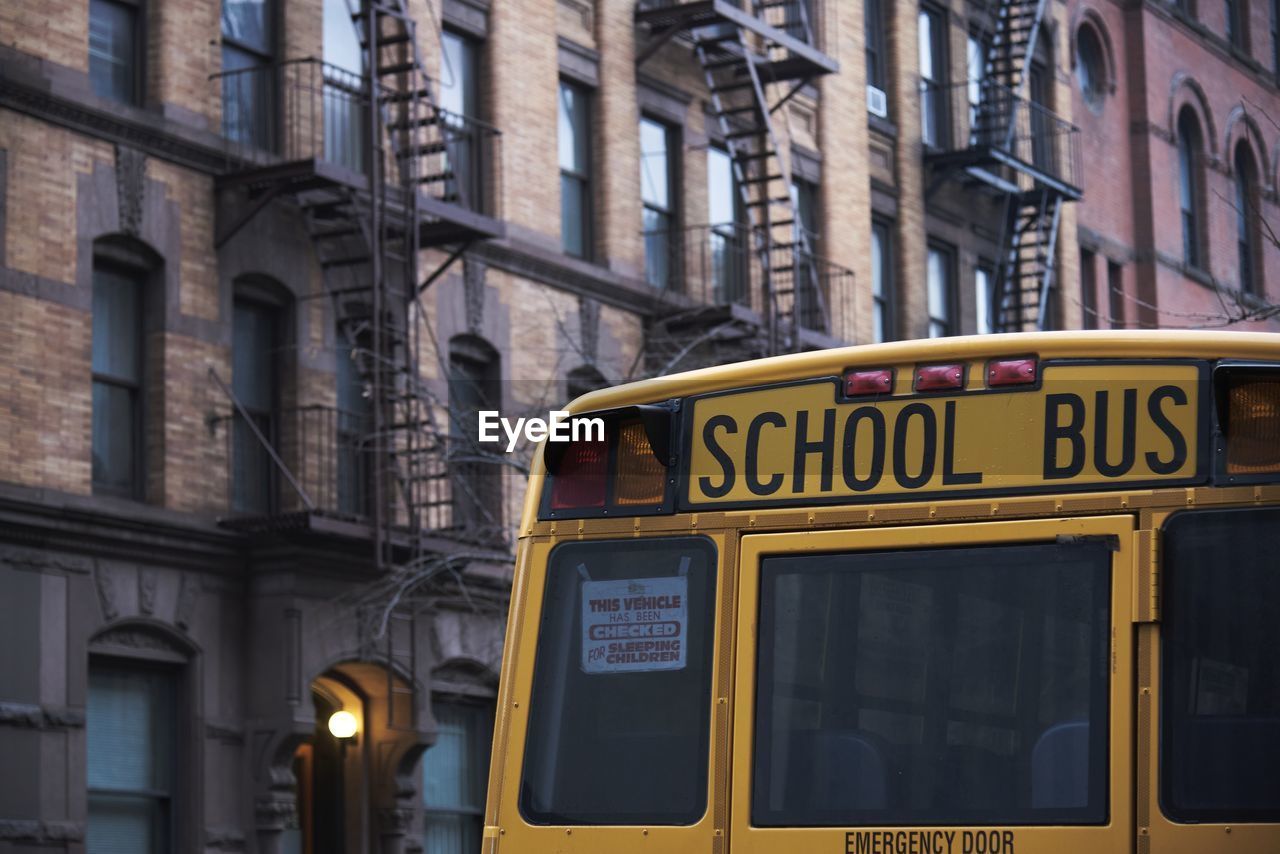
1075,23,1108,111
92,236,161,500
448,335,502,533
1177,109,1206,269
1234,141,1262,295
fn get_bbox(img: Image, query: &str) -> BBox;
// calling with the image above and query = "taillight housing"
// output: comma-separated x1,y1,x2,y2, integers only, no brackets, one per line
542,403,676,518
987,357,1039,387
914,363,965,392
1217,364,1280,478
844,368,894,397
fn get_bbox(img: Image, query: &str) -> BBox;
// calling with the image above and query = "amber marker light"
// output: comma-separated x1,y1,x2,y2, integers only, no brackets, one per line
613,420,667,506
1225,378,1280,475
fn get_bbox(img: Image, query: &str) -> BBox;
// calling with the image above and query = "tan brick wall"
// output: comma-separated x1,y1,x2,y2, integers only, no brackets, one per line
0,0,89,71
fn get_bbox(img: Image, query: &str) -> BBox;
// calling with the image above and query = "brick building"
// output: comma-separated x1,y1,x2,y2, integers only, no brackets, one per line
0,0,1267,852
1071,0,1280,330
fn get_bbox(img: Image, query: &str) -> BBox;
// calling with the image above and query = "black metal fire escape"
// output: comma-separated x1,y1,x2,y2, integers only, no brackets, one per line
212,0,504,595
636,0,840,356
926,0,1082,331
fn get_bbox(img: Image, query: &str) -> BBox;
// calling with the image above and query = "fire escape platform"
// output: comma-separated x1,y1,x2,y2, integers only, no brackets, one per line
215,157,505,247
217,510,511,559
635,0,839,77
926,144,1082,201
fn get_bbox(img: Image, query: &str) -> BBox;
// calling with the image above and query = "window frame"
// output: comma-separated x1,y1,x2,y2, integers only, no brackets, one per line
86,635,194,854
1159,507,1280,825
974,258,995,335
1233,142,1262,296
865,0,888,97
558,79,594,260
918,3,950,149
730,517,1135,846
89,0,146,106
926,241,956,338
1107,260,1126,329
1226,0,1249,51
1080,247,1099,330
447,334,503,533
91,258,147,500
230,293,283,515
422,696,495,853
1176,109,1207,271
220,0,279,149
640,115,681,291
871,218,895,343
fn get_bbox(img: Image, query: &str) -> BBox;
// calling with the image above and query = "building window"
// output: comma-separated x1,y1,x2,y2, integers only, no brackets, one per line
871,219,894,343
423,701,494,854
322,0,366,171
708,146,748,304
87,660,177,853
1177,109,1206,270
441,30,483,208
559,80,592,259
791,175,823,328
231,297,280,514
926,243,955,338
1107,261,1125,329
1080,248,1098,329
1226,0,1248,50
919,5,948,147
975,261,994,334
335,326,371,518
1234,142,1261,295
966,33,989,139
221,0,275,149
865,0,888,102
89,0,142,105
92,263,144,498
1075,25,1107,111
448,335,502,533
641,117,679,291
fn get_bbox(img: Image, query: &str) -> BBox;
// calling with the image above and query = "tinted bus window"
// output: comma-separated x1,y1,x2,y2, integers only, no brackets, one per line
754,542,1111,826
520,537,717,825
1161,507,1280,823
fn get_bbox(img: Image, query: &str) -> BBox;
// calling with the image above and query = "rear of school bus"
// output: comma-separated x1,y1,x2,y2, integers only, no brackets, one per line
481,331,1280,854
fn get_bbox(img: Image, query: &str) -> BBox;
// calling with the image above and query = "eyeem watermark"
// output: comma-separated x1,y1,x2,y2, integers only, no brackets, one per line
478,410,605,453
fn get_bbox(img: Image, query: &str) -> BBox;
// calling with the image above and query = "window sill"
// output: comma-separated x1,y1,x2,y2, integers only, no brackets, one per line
868,113,898,139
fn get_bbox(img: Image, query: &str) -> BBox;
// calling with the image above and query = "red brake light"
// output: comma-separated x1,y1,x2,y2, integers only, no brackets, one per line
987,357,1038,387
550,438,608,509
845,368,893,396
915,363,964,391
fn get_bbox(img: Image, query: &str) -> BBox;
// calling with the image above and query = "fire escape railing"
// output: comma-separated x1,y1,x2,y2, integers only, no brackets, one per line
643,223,854,340
211,57,502,218
926,78,1083,196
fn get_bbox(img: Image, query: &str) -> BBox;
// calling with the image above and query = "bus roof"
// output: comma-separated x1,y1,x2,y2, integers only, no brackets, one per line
564,331,1280,418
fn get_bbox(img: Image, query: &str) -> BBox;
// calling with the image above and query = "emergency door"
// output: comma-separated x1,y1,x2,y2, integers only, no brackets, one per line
730,516,1134,854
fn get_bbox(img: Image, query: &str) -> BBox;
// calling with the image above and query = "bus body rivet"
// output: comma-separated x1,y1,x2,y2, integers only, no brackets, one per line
566,828,572,835
642,829,648,836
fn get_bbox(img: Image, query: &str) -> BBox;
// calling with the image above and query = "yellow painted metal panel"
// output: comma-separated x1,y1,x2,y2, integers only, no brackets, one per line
686,364,1201,507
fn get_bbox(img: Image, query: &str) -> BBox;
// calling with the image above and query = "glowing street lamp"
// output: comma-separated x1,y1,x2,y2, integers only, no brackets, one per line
328,710,358,739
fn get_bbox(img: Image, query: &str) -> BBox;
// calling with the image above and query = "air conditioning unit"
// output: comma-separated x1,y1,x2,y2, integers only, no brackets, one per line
867,85,888,118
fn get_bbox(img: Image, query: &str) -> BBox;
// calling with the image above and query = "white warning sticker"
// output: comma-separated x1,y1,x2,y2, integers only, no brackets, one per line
581,575,688,674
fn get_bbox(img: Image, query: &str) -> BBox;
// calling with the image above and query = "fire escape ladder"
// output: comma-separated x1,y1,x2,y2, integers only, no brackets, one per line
981,0,1065,331
995,190,1062,332
696,27,818,354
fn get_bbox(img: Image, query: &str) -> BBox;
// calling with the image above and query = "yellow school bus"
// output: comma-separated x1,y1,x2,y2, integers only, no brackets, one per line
482,331,1280,854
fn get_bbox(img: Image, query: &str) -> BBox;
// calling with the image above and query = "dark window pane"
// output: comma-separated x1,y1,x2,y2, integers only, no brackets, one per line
440,31,479,119
448,342,502,531
233,301,277,412
336,331,371,517
92,381,138,495
753,541,1112,826
232,412,274,513
1161,508,1280,823
89,0,138,104
558,82,589,174
424,701,493,854
521,538,717,825
92,267,142,383
640,119,670,210
561,174,588,258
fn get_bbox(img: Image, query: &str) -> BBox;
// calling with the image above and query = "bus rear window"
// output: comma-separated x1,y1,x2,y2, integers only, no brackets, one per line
519,537,717,825
1161,507,1280,823
753,541,1112,826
